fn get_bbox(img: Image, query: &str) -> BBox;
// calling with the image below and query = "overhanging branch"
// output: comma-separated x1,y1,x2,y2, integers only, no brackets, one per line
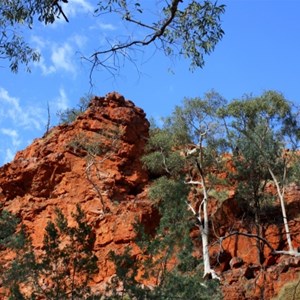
85,0,183,79
219,231,299,256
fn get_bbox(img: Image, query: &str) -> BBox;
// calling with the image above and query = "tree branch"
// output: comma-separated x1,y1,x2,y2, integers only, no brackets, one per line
219,230,299,256
87,0,182,75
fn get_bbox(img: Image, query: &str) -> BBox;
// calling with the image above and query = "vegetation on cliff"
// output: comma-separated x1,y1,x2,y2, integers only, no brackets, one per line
0,206,99,299
1,91,300,299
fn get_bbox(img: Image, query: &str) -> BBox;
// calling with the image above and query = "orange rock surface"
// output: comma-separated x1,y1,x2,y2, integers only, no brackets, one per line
1,92,300,299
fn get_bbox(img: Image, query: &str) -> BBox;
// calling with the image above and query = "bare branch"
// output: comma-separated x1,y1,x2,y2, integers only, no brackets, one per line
219,230,299,256
184,180,202,185
93,0,181,56
54,2,69,23
87,0,183,77
186,201,202,227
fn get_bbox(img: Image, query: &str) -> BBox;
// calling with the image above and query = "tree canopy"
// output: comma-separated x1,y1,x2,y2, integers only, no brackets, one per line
140,90,300,287
0,0,69,72
1,0,225,73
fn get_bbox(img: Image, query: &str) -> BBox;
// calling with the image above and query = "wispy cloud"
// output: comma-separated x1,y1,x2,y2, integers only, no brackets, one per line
32,36,56,75
32,36,82,76
90,21,117,31
0,87,45,130
0,87,47,165
36,55,56,75
62,0,93,19
0,128,21,147
54,88,69,111
51,43,76,74
3,148,15,164
71,34,88,48
0,128,20,163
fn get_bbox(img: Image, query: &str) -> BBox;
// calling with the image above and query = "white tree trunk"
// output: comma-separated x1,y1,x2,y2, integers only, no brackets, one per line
186,146,219,279
268,167,294,253
200,175,219,280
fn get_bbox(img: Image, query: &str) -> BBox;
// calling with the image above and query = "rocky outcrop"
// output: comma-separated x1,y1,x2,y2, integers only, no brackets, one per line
209,190,300,299
0,92,152,291
1,92,300,299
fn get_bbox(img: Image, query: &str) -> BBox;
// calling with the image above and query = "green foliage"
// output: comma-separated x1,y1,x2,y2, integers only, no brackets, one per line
221,90,300,205
0,0,68,72
143,92,228,178
140,92,228,293
105,247,148,299
208,188,229,203
154,271,221,300
0,210,20,249
165,91,227,146
67,132,105,157
142,127,184,176
2,1,225,73
108,175,222,299
230,128,272,218
273,275,300,300
219,90,300,151
0,30,40,73
147,177,191,252
57,95,93,124
219,90,300,259
38,205,99,299
0,210,35,300
0,206,100,299
95,1,225,71
161,1,225,70
67,125,122,160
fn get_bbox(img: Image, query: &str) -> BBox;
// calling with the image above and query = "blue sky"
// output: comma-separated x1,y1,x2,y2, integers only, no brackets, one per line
1,0,300,166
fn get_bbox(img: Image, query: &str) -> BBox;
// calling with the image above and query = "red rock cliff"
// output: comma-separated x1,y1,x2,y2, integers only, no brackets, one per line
1,92,300,299
0,92,154,290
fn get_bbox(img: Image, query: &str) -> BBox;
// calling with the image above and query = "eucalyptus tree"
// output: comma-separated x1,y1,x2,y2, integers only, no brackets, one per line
1,1,225,74
89,0,225,74
0,0,68,72
142,91,227,280
219,91,300,254
224,117,275,264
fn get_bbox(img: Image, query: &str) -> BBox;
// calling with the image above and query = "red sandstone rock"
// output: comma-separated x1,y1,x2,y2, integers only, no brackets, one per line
230,257,244,269
0,92,152,292
1,92,300,299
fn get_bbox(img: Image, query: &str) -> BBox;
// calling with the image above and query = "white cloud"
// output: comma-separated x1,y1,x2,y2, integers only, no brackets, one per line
71,34,88,48
90,21,117,31
37,55,56,75
32,36,78,76
0,87,45,130
51,43,76,74
3,148,15,164
0,87,48,165
0,87,20,111
31,36,56,75
55,88,69,111
62,0,93,18
31,35,47,49
0,128,21,147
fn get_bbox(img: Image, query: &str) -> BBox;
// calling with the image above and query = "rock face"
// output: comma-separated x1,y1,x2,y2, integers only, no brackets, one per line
1,92,300,299
0,92,153,290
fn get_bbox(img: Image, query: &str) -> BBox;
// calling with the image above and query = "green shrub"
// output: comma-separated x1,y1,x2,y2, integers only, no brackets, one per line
0,206,100,299
57,94,93,124
273,276,300,300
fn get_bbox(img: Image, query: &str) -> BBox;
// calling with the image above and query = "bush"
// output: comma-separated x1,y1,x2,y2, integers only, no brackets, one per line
273,276,300,300
0,205,100,299
57,94,93,124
